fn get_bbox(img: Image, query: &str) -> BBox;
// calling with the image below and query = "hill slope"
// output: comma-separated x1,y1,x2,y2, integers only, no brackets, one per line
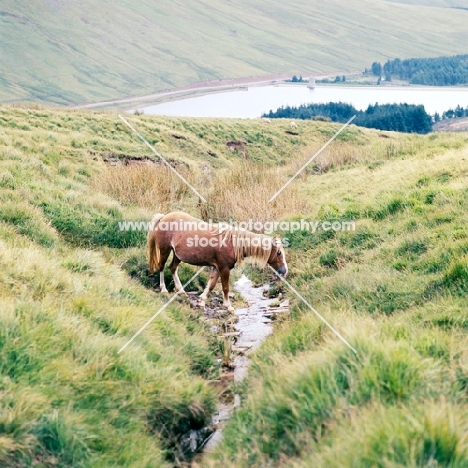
1,105,468,466
2,0,468,104
386,0,468,8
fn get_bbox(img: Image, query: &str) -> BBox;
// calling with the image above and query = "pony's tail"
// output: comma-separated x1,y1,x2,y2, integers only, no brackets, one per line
148,213,165,273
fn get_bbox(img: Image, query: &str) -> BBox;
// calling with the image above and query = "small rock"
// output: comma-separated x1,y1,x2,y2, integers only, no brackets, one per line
178,426,215,460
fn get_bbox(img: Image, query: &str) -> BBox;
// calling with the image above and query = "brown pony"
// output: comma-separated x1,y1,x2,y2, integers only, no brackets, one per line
148,211,288,312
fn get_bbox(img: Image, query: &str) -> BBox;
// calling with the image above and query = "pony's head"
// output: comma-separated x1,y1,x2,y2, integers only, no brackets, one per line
267,237,288,276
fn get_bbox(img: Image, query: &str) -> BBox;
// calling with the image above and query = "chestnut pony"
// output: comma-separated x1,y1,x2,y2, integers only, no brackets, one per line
148,211,288,312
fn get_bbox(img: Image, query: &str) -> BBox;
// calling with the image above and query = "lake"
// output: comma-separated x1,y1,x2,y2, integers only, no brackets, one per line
141,84,468,118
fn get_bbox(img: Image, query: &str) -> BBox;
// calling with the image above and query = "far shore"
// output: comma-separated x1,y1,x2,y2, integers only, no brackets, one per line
72,71,361,110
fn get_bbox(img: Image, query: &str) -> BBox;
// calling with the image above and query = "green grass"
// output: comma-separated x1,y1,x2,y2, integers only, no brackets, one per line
2,0,468,104
2,104,468,466
199,122,468,465
0,107,227,466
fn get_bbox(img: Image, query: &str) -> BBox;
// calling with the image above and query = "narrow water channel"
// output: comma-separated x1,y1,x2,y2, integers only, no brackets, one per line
203,274,285,451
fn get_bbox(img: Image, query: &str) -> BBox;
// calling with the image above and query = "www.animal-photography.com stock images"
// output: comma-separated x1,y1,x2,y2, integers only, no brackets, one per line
2,1,468,467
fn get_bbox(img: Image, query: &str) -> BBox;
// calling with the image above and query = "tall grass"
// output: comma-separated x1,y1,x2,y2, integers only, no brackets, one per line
93,164,196,212
302,402,468,468
199,124,468,466
0,108,227,466
202,161,309,222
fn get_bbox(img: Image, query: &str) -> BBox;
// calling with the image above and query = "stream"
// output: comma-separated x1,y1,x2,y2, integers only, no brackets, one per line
202,274,288,451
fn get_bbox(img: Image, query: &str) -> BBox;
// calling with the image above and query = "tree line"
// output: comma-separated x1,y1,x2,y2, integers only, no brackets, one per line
435,105,468,121
369,55,468,86
263,102,433,134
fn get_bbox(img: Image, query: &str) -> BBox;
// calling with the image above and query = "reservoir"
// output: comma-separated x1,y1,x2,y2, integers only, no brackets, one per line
141,84,468,118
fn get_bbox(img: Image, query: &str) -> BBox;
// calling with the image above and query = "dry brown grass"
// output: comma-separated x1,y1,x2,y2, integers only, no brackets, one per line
313,142,373,173
93,137,427,224
93,164,198,212
201,161,309,223
93,142,375,223
94,161,311,223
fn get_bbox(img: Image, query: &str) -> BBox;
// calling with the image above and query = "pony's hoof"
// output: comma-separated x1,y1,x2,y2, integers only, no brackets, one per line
199,300,206,309
227,306,235,313
160,288,169,293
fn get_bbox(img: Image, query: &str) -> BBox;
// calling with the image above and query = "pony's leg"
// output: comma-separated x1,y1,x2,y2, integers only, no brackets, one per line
159,271,168,293
199,268,219,308
170,254,187,296
220,268,234,313
156,247,171,293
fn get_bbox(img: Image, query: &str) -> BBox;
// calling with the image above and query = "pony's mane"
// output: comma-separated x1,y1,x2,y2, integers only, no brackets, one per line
221,227,275,267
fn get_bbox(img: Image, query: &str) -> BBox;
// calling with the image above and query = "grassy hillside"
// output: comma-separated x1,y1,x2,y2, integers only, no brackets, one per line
0,105,370,466
1,104,468,467
2,0,468,105
201,129,468,464
387,0,468,8
0,107,227,466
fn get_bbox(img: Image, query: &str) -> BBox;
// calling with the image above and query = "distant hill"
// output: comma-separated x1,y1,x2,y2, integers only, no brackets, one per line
2,0,468,105
386,0,468,7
